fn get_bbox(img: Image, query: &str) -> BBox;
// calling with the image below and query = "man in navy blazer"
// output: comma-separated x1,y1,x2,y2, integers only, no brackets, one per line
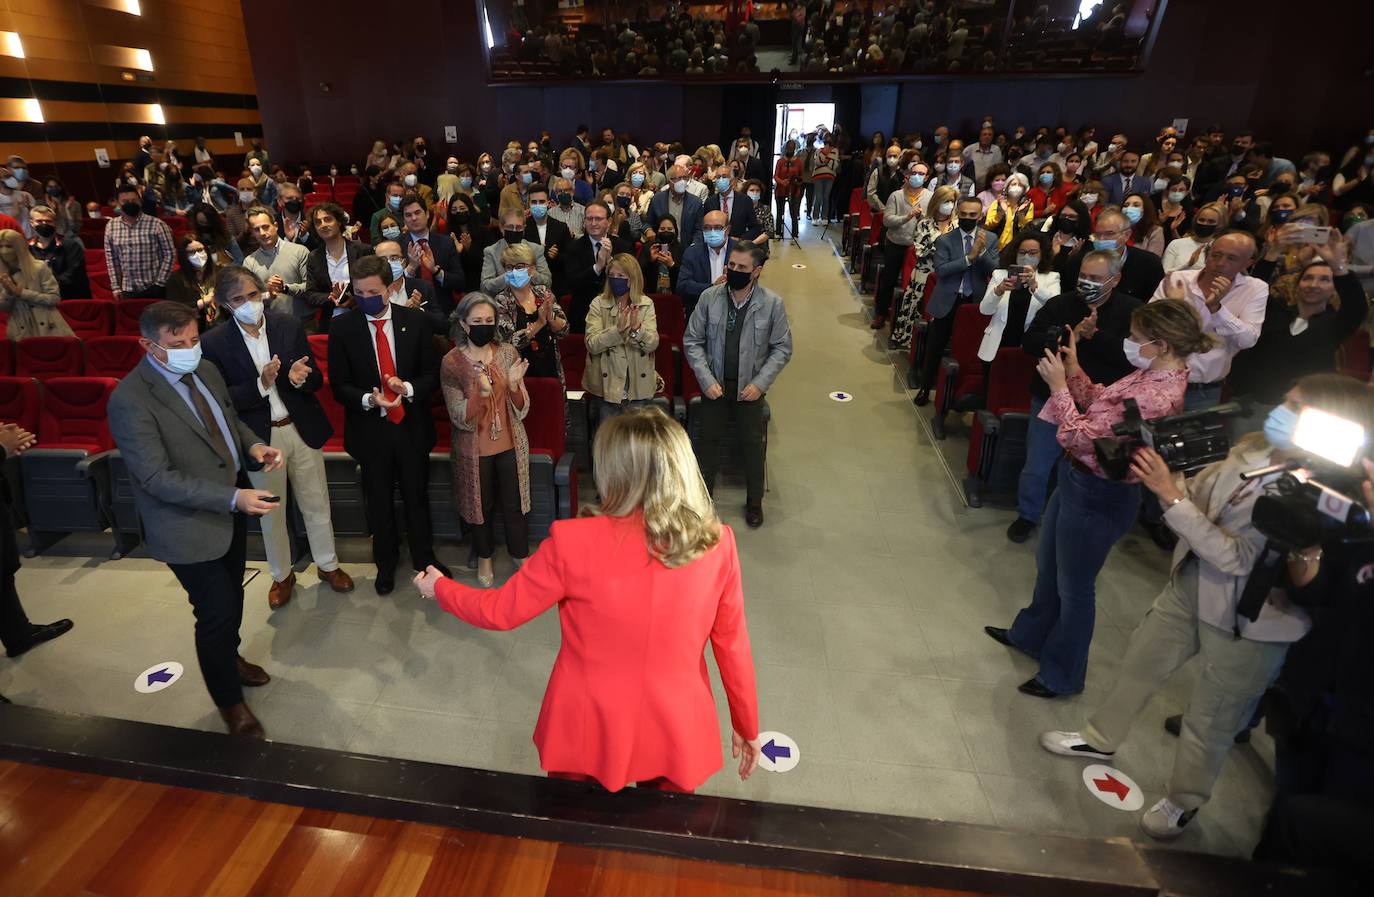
1101,149,1144,206
915,197,1001,405
703,165,762,242
676,210,733,317
647,164,704,249
200,265,354,609
395,193,464,318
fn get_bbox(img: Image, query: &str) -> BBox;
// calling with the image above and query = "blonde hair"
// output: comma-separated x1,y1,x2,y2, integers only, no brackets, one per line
1132,298,1216,358
928,184,960,218
499,241,536,269
598,252,644,304
0,229,47,285
583,406,721,568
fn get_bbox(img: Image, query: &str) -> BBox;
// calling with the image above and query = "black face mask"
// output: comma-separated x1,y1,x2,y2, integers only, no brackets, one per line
1191,222,1217,238
449,210,470,226
467,324,497,347
557,193,573,208
726,268,753,291
503,229,524,245
957,217,979,233
1231,142,1247,156
1056,217,1079,235
283,199,303,214
658,232,676,244
33,223,56,239
120,201,142,217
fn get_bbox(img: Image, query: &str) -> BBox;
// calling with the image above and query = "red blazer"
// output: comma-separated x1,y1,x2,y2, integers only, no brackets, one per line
435,513,759,792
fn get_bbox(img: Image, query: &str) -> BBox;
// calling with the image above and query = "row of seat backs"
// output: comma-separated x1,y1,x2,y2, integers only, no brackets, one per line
0,336,145,380
0,376,117,454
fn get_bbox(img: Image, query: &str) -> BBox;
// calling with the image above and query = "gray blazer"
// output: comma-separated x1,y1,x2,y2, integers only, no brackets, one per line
479,239,552,296
108,358,264,565
928,227,1000,319
684,283,793,395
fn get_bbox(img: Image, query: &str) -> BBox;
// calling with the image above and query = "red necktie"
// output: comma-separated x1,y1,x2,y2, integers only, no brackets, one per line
416,238,434,285
372,320,406,424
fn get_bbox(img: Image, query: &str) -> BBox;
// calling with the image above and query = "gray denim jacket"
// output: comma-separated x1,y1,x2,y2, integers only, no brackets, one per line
683,282,793,394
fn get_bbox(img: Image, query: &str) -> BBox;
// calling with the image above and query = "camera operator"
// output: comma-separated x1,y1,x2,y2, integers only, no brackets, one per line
1039,374,1374,842
1254,457,1374,883
986,299,1212,699
1007,249,1142,543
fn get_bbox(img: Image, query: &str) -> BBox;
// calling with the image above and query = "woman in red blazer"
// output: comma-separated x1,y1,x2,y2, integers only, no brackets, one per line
415,407,762,793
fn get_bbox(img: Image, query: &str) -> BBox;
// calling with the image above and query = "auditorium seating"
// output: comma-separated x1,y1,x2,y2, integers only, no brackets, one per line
84,336,145,378
16,336,83,380
20,377,119,555
649,292,686,349
307,333,330,379
115,299,159,335
0,376,40,527
560,333,591,472
523,376,578,530
0,339,14,375
59,300,117,339
88,270,115,301
963,347,1038,508
929,304,992,440
653,337,679,417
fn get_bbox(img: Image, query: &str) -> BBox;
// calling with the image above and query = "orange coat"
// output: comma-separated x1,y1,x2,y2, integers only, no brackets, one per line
435,513,759,792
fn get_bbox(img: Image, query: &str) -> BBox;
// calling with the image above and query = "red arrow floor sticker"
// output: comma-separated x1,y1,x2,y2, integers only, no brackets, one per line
1082,764,1144,811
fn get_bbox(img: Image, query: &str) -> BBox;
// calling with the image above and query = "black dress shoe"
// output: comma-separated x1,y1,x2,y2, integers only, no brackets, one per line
424,560,452,579
5,619,74,658
913,388,930,407
1017,678,1064,699
984,626,1015,647
745,505,764,528
0,694,11,704
375,570,395,596
1007,517,1036,543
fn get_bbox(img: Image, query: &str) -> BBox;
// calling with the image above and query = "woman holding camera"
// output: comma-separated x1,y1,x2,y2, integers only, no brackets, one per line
977,234,1060,366
1040,373,1374,841
987,298,1213,699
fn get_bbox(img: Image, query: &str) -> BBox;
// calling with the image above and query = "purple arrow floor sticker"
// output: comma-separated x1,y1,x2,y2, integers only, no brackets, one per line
134,661,184,694
756,730,800,773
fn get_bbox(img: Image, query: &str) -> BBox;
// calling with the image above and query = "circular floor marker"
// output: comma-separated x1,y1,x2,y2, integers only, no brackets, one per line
829,391,853,402
792,263,808,269
1082,764,1144,811
135,661,184,694
756,730,800,773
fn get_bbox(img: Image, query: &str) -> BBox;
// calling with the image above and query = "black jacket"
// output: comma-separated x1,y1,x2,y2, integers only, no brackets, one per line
525,214,572,297
28,237,88,300
1023,289,1143,402
200,311,332,449
1060,246,1164,307
305,240,374,329
396,228,463,317
564,233,634,333
703,190,762,241
638,238,683,293
326,305,439,462
395,275,446,335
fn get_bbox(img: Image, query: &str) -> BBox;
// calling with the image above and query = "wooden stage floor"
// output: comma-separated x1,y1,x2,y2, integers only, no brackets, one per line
0,760,1000,897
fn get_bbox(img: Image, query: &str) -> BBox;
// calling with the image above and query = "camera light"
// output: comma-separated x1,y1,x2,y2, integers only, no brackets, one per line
1293,407,1365,468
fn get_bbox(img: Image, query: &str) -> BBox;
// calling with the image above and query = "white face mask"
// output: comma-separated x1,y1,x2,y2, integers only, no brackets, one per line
938,201,955,216
158,343,202,375
188,251,208,269
239,190,255,204
403,174,417,187
1007,185,1024,199
747,191,761,202
1122,337,1158,370
673,179,687,194
561,167,576,180
249,165,262,177
1080,192,1098,207
233,295,266,326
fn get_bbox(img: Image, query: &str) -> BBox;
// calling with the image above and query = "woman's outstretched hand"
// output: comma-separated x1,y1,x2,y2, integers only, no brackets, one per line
413,564,446,600
733,731,762,781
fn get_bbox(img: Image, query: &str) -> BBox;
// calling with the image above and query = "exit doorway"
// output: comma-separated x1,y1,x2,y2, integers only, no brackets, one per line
774,102,836,151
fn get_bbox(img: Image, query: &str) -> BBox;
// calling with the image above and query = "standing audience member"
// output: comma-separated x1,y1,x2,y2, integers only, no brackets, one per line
26,204,87,299
977,235,1061,367
584,254,659,420
329,255,449,595
165,234,222,327
0,229,69,339
684,241,793,528
565,200,632,332
481,208,553,297
396,193,464,317
108,301,284,737
201,266,354,608
873,161,931,333
773,140,803,239
440,292,533,588
303,202,374,329
892,185,959,350
1162,203,1223,274
243,206,310,323
413,407,761,795
987,299,1212,698
104,181,174,299
493,242,569,383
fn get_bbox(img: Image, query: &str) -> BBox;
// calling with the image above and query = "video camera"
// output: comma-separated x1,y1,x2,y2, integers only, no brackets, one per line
1093,399,1243,481
1242,407,1374,550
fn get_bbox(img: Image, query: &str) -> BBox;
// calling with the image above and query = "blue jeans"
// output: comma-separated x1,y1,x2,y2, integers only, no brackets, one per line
1016,396,1063,524
1183,382,1221,411
1009,457,1141,694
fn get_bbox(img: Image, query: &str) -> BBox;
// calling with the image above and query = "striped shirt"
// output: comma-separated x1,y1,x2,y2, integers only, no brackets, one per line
103,212,174,293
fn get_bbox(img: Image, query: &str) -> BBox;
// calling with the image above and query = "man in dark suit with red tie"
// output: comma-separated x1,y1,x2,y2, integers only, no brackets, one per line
329,255,449,594
703,165,763,243
395,193,464,319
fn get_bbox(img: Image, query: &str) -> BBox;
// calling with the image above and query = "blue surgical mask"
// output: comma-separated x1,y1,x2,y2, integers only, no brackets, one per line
505,267,531,289
1167,190,1186,204
530,202,548,219
459,176,473,189
158,343,202,375
1092,238,1118,251
907,174,924,189
703,228,726,248
1264,404,1299,449
715,176,732,193
521,172,534,185
382,225,401,240
631,173,646,187
388,258,405,280
1039,172,1054,186
1122,205,1143,224
387,195,402,209
356,293,387,317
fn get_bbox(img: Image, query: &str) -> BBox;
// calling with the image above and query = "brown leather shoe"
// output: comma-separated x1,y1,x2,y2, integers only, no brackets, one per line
218,702,265,738
317,566,355,593
268,572,295,609
236,655,271,687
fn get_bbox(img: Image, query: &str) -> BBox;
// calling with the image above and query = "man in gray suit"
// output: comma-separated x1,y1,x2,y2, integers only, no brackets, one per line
108,301,284,738
914,196,1000,407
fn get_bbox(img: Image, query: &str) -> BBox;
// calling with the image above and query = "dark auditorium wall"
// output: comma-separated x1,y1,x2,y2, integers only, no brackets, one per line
0,0,264,202
244,0,1367,169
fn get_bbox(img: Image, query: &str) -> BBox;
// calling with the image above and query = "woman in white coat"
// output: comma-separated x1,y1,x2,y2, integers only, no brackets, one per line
977,233,1060,376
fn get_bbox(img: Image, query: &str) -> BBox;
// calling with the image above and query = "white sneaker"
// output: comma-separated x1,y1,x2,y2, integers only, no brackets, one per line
1039,731,1115,761
1140,798,1196,840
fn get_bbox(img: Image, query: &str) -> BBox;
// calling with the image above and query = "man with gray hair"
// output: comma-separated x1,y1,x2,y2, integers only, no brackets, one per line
684,240,793,529
1006,248,1144,544
549,177,585,238
200,265,353,609
647,163,704,250
480,207,553,296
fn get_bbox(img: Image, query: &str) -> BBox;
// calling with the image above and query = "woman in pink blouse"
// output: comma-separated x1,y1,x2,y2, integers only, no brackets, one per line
986,298,1215,698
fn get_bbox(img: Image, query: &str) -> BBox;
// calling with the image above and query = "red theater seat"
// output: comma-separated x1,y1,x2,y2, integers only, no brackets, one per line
964,348,1038,508
560,332,586,391
16,336,83,380
307,333,330,379
0,376,40,434
649,292,686,349
88,270,116,301
115,299,159,335
0,340,14,375
85,335,145,378
930,304,993,440
524,376,578,523
37,377,117,453
59,300,116,339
